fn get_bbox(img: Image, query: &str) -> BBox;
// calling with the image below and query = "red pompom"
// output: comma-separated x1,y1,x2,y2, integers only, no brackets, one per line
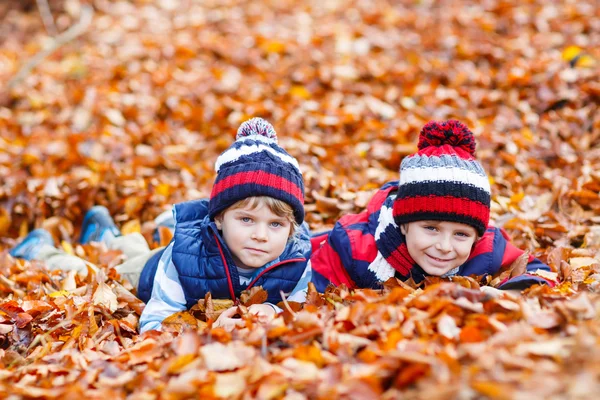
417,120,476,155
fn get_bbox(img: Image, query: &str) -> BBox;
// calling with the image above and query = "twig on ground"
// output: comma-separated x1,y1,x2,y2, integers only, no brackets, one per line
36,0,57,36
279,290,297,319
6,4,94,90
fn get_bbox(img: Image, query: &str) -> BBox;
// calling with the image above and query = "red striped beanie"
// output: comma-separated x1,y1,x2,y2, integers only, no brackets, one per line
393,120,491,236
208,118,305,224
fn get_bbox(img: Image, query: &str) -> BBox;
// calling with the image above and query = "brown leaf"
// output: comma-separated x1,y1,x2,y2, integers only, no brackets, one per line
509,251,530,278
162,311,199,334
189,292,234,322
239,286,268,307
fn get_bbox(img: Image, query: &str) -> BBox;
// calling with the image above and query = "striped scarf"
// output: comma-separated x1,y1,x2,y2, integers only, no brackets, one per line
369,194,459,284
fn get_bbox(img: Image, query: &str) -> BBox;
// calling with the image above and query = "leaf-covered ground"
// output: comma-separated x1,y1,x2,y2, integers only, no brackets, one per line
0,0,599,398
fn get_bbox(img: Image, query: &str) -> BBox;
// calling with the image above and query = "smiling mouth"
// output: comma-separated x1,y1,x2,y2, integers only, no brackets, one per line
427,254,453,263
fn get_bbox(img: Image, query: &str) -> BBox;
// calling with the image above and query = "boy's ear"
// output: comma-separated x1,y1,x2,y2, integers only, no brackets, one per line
400,224,408,235
214,217,222,230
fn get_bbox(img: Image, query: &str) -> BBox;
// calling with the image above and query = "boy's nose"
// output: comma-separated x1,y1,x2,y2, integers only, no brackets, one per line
435,235,452,252
252,224,268,241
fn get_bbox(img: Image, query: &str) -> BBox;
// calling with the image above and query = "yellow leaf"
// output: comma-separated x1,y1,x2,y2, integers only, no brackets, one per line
162,311,199,333
289,85,311,99
561,46,596,68
521,127,534,142
125,197,143,215
574,54,596,68
472,381,512,400
49,290,70,298
562,45,582,61
155,183,171,197
61,240,74,255
59,324,83,342
262,40,285,54
509,192,524,204
121,220,141,235
166,354,196,374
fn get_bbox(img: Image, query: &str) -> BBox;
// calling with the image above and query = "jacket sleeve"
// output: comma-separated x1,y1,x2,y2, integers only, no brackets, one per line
283,262,312,303
309,221,357,292
139,243,187,332
497,234,557,290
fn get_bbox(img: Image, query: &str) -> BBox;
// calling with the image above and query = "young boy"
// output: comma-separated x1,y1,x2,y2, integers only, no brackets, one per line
10,118,312,333
309,120,555,292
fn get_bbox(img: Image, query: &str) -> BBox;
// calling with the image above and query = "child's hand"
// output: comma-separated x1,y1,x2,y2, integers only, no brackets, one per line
213,307,245,331
247,304,278,322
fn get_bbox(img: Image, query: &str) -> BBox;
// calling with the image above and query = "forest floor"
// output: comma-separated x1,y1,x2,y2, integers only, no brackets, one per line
0,0,599,398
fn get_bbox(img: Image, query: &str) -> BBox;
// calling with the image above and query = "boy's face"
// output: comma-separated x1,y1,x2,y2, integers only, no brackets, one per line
400,220,478,276
215,202,292,269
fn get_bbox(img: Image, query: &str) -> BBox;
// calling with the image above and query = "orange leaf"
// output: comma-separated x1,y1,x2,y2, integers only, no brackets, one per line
459,325,485,343
239,286,268,307
162,311,199,333
509,251,530,278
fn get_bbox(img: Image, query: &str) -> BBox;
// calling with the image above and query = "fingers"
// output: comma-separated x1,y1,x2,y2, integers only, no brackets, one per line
218,306,239,319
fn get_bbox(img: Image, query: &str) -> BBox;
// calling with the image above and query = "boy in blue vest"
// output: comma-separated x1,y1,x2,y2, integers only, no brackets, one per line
309,120,556,292
10,118,312,333
139,117,311,332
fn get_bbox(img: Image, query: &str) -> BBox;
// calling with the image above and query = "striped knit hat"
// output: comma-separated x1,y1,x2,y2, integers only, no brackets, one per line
208,118,305,224
393,120,491,236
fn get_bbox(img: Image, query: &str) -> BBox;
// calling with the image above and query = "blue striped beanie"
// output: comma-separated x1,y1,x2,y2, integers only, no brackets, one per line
393,120,491,236
208,118,305,224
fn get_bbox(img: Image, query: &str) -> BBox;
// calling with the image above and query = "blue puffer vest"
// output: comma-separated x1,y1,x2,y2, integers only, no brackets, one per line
138,199,311,307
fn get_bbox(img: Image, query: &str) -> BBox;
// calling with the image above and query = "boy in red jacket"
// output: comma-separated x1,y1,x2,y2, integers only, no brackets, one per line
310,120,555,292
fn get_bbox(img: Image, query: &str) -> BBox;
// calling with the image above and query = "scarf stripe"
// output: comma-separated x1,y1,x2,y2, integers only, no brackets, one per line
373,195,415,278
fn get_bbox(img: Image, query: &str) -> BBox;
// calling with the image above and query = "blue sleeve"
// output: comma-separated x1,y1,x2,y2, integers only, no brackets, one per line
139,243,187,333
525,257,550,273
311,263,333,293
499,258,554,290
285,262,312,303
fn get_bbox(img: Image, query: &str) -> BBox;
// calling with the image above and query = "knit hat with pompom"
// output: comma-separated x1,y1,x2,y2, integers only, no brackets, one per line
209,117,305,224
393,120,491,236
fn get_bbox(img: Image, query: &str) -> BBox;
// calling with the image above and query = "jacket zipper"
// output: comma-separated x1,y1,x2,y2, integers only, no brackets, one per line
213,233,236,300
246,257,306,290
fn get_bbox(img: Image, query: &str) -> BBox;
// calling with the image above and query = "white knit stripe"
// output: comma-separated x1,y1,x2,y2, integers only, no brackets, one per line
235,134,279,146
215,142,301,172
374,200,396,241
367,251,396,282
402,154,486,175
399,166,490,192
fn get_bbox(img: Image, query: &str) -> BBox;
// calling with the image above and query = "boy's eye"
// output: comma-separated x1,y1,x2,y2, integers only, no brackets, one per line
241,217,252,223
270,222,282,228
424,226,437,231
455,232,471,238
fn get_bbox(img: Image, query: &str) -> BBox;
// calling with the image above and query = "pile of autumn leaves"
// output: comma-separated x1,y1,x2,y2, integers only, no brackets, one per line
1,241,600,398
1,0,600,397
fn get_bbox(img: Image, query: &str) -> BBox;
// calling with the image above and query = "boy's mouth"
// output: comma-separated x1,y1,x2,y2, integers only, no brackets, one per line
246,248,267,254
426,254,453,263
